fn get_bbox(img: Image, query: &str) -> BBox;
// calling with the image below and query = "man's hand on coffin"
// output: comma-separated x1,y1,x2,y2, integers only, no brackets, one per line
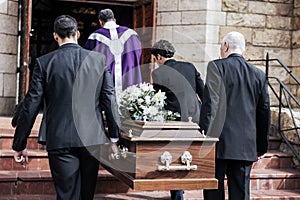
109,142,120,160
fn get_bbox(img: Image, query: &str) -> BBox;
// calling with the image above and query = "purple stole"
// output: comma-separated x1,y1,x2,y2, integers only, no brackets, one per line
85,25,142,97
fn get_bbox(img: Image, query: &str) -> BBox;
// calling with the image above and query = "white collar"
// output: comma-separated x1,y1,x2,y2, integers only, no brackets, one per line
104,21,119,29
166,57,174,61
60,41,77,46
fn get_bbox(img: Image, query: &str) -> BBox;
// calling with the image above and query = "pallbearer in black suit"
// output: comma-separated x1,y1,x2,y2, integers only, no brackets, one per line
151,40,205,200
200,32,270,200
12,15,120,200
151,40,204,124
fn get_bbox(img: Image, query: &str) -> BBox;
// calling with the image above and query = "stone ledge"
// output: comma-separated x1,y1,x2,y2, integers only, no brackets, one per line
0,169,116,182
251,168,300,179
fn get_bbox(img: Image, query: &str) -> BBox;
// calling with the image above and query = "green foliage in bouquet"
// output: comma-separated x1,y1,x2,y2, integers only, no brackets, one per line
118,83,180,121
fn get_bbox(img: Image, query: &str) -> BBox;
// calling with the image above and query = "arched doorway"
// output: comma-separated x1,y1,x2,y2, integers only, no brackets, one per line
19,0,156,100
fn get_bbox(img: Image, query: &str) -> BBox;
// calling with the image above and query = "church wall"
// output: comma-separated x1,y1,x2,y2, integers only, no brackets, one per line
155,0,225,79
0,0,298,115
156,0,297,104
0,0,18,116
220,0,295,105
291,0,300,106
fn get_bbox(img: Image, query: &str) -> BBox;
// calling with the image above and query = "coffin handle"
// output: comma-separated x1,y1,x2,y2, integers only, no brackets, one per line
159,151,172,170
128,129,133,138
157,151,197,171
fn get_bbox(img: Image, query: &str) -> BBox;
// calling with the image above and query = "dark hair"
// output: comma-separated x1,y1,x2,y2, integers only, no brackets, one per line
98,9,114,22
151,40,175,58
53,15,78,39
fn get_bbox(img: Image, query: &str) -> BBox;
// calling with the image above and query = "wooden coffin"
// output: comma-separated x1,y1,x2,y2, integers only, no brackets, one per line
100,120,218,191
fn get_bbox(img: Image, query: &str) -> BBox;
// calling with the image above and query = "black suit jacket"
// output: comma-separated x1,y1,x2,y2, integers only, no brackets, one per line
13,43,120,151
200,53,270,161
152,59,204,123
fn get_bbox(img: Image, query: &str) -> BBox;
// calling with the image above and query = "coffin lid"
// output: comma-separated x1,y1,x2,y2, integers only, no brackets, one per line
120,120,218,142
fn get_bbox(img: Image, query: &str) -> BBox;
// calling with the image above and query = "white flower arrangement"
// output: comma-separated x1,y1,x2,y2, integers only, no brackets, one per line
118,82,180,122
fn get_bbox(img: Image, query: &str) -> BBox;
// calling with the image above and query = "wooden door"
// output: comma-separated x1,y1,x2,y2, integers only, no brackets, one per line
20,0,157,100
133,0,156,82
18,0,32,100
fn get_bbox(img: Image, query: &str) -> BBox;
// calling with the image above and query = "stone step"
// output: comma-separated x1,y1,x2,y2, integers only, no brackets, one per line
252,150,293,169
0,149,293,172
0,189,300,199
0,132,43,150
0,169,130,196
0,115,42,151
1,167,300,195
96,190,300,200
1,116,299,198
1,170,300,199
268,136,282,150
250,168,300,190
249,190,300,200
0,130,282,152
1,134,282,149
95,190,300,200
0,149,49,170
0,135,284,148
0,115,42,132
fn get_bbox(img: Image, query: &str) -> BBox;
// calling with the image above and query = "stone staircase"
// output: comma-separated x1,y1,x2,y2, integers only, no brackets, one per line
0,116,300,199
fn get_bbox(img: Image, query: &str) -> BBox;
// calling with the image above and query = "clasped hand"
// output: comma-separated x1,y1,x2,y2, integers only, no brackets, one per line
14,149,29,168
109,142,120,160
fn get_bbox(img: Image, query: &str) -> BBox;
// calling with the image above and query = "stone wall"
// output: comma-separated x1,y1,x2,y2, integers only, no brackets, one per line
271,107,300,167
155,0,298,106
155,0,226,78
220,0,295,106
292,0,300,107
220,0,293,61
155,0,296,85
0,0,18,116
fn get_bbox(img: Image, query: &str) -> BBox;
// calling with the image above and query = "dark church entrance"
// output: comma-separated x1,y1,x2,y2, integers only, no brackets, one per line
19,0,156,99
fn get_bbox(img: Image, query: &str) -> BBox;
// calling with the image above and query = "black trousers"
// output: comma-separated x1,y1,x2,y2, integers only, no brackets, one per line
48,146,100,200
204,159,253,200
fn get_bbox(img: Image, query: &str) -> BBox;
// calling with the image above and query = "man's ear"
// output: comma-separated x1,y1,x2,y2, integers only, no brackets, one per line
76,31,80,39
99,20,104,27
157,54,162,61
53,32,58,41
224,41,229,52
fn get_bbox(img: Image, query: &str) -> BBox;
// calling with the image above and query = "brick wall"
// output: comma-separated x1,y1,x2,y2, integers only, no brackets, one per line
0,0,18,116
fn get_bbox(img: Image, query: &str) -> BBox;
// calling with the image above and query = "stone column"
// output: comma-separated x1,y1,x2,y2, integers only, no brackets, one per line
0,0,18,115
291,1,300,106
155,0,225,78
